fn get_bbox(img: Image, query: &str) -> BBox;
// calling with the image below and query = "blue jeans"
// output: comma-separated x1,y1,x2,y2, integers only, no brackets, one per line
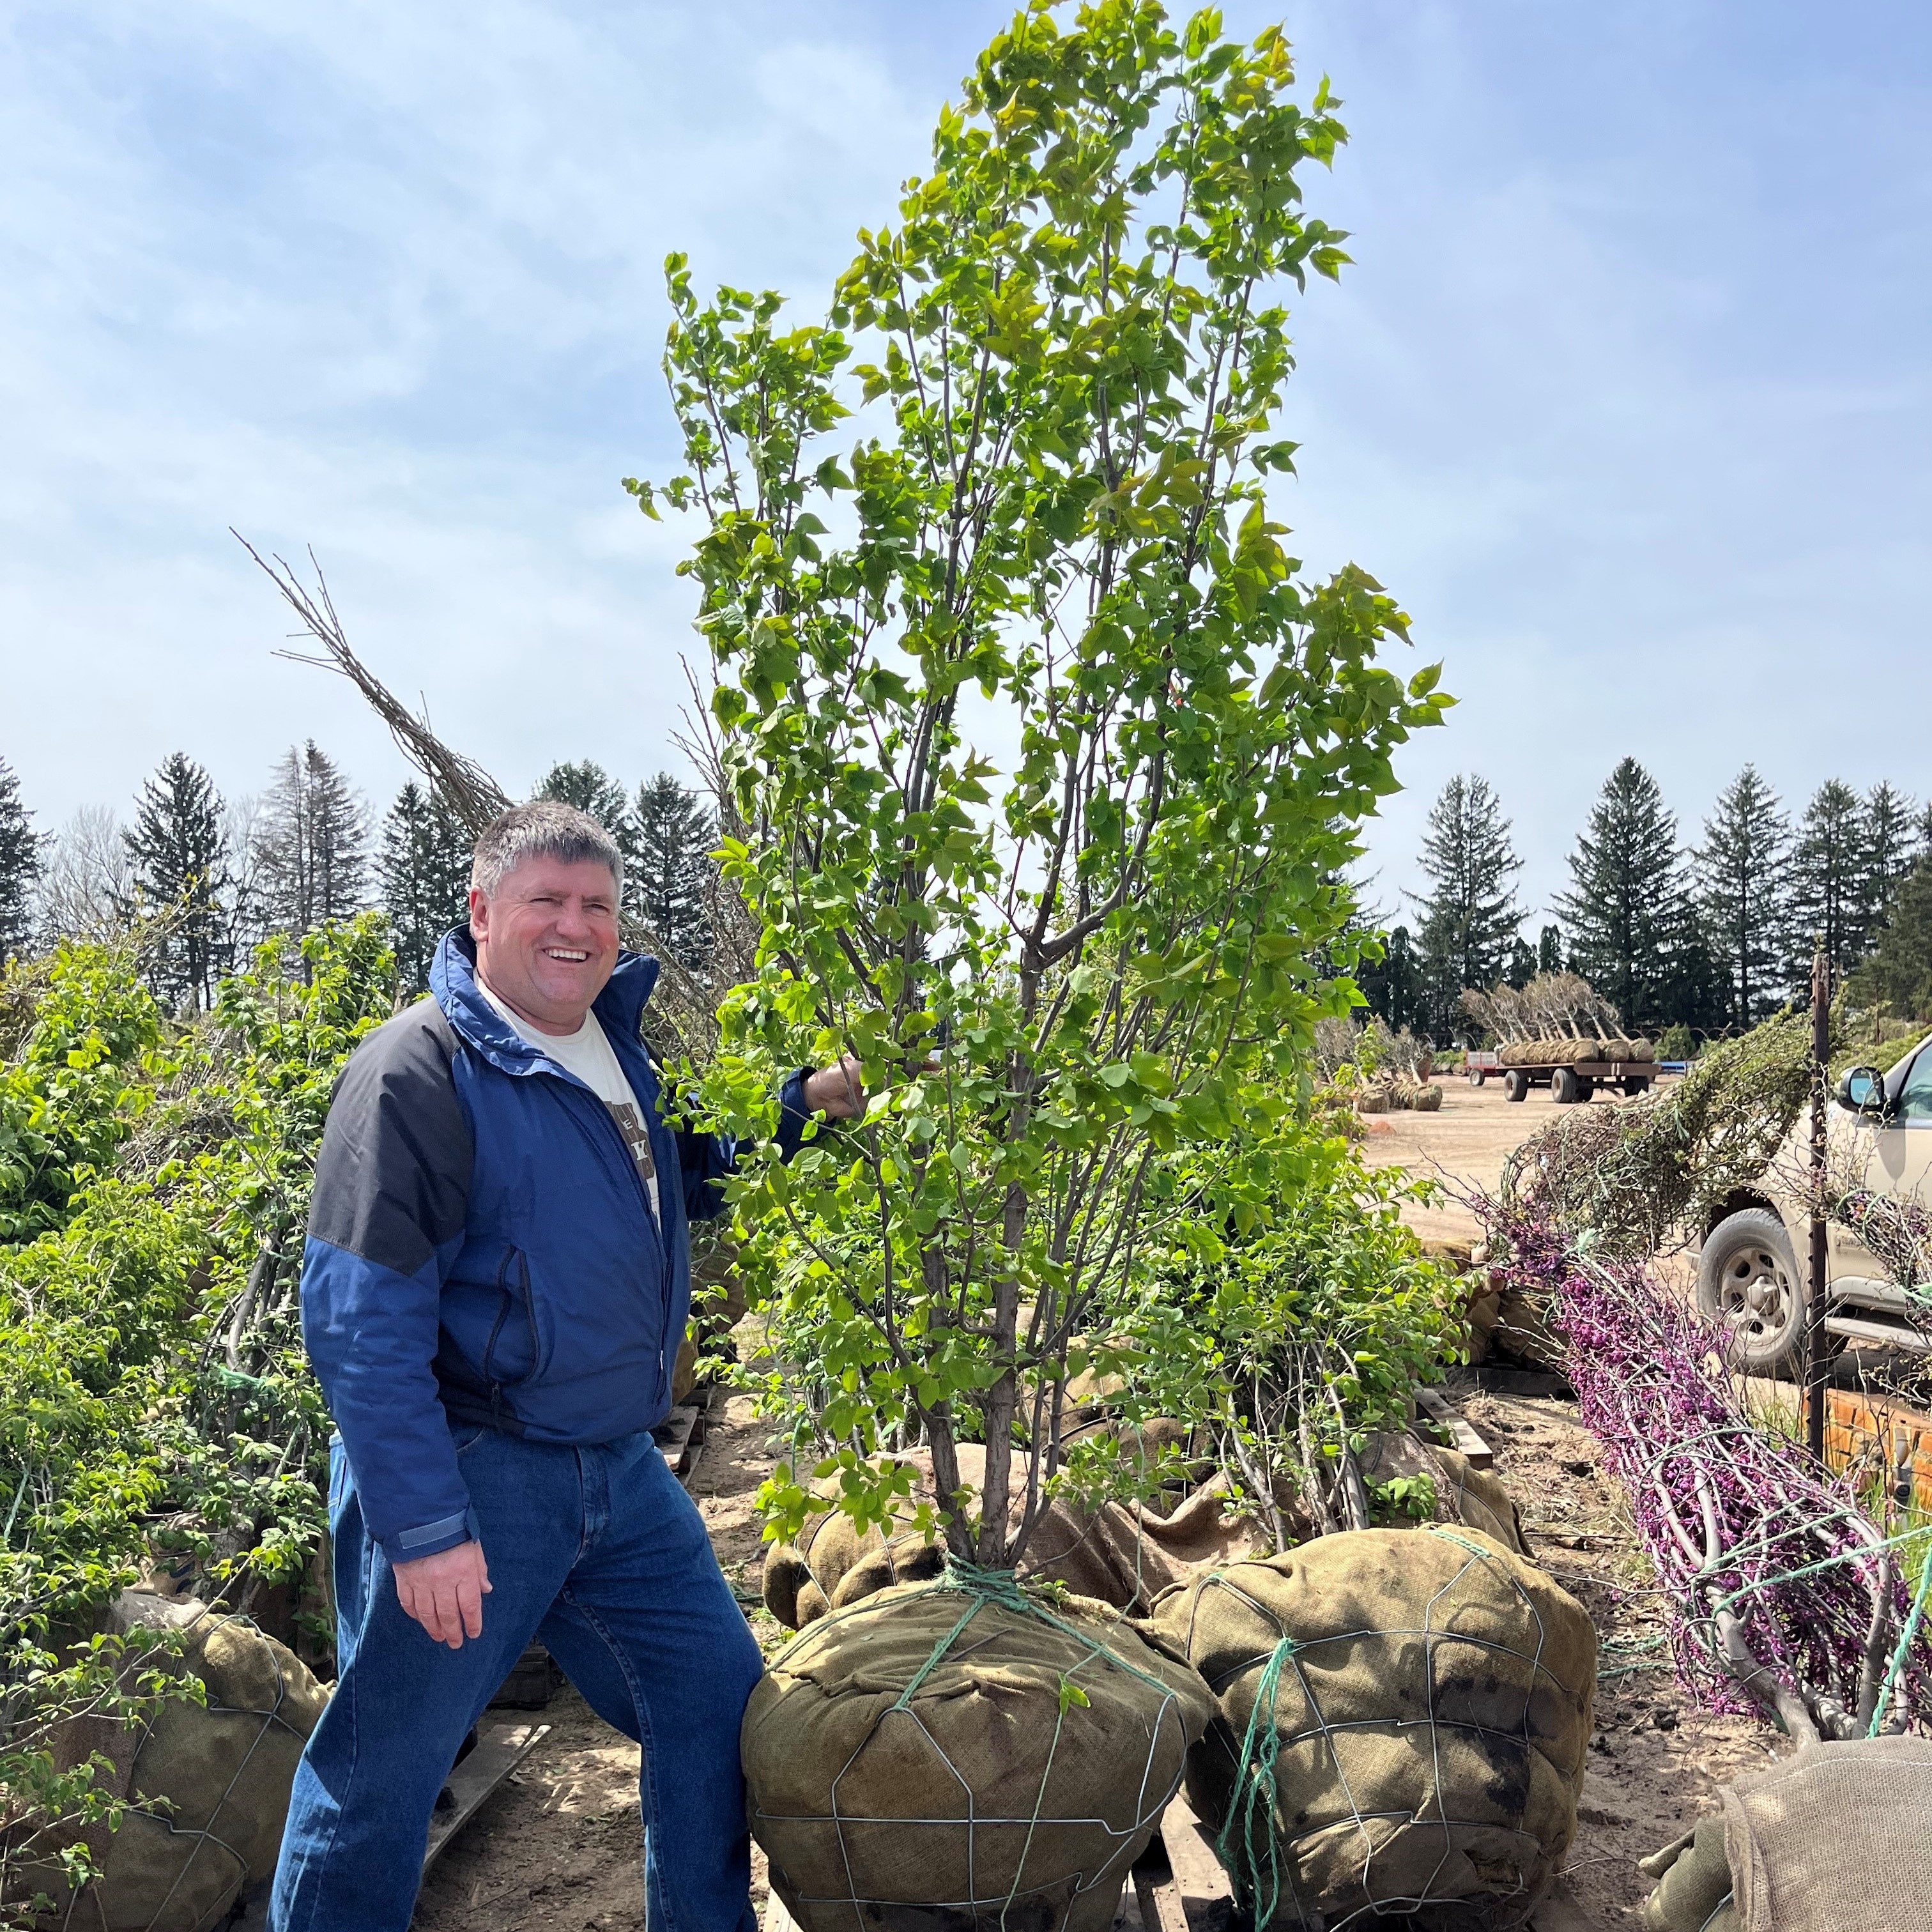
269,1425,765,1932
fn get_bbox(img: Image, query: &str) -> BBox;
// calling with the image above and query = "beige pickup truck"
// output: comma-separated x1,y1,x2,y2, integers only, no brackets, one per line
1695,1037,1932,1374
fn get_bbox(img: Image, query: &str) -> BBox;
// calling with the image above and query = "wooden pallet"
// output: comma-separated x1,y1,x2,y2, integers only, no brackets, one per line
652,1403,705,1478
759,1793,1595,1931
1414,1385,1495,1469
421,1720,551,1873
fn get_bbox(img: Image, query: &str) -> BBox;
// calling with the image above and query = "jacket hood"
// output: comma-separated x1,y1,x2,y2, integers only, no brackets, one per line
429,926,661,1075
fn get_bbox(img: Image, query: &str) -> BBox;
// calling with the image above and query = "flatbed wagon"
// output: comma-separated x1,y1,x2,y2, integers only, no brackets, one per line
1464,1050,1655,1104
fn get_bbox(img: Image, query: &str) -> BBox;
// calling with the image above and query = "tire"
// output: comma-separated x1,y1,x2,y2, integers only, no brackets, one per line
1696,1209,1806,1376
1623,1077,1651,1096
1468,1070,1485,1087
1503,1069,1529,1103
1551,1066,1580,1105
1576,1077,1596,1101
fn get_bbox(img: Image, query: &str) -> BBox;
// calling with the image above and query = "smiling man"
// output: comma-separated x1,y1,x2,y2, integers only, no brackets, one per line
270,801,861,1932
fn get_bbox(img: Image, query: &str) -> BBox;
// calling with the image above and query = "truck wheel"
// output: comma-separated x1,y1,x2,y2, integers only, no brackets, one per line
1623,1077,1651,1096
1551,1066,1580,1105
1503,1070,1528,1103
1468,1069,1485,1087
1695,1209,1805,1376
1576,1077,1596,1101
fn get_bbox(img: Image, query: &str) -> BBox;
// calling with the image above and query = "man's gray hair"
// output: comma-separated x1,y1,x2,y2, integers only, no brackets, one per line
470,800,625,900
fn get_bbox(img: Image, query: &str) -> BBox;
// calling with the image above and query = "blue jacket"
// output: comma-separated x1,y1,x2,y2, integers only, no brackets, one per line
300,928,809,1563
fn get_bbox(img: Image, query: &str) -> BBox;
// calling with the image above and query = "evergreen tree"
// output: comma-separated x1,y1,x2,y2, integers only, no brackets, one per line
1356,923,1423,1034
124,753,230,1009
0,756,40,962
1859,781,1917,941
1537,924,1563,975
631,773,717,970
533,760,641,910
1410,774,1524,1032
1693,765,1790,1033
1555,756,1694,1031
1504,937,1535,989
253,742,368,937
1856,857,1932,1022
377,783,472,993
1787,779,1866,988
535,761,633,837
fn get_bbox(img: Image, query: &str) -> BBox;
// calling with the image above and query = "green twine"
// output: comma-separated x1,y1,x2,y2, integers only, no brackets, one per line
1866,1537,1932,1739
1215,1635,1298,1931
889,1554,1177,1707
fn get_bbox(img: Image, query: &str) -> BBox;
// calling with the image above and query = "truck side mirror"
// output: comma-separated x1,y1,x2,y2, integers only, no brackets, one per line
1837,1066,1887,1115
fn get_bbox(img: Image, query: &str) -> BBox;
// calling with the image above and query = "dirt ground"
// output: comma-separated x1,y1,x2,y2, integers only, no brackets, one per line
411,1073,1805,1931
1357,1068,1667,1250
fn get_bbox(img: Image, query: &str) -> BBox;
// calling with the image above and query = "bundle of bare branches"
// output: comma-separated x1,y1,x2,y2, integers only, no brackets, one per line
238,540,756,1066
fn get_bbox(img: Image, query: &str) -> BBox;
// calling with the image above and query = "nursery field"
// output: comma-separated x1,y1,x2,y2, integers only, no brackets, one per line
411,1367,1784,1932
1359,1073,1672,1250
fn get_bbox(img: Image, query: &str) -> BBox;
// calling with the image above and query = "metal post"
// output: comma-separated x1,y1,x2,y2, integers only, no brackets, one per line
1807,939,1830,1466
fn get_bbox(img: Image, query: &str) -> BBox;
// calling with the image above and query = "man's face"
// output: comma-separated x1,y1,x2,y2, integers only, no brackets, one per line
469,854,621,1035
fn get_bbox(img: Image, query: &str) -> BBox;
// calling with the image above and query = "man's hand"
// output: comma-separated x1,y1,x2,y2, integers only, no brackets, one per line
803,1054,867,1120
394,1540,491,1649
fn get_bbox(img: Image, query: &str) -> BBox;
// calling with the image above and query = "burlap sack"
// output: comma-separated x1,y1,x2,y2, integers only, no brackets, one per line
26,1595,328,1932
1154,1528,1595,1930
1639,1816,1737,1931
745,1575,1216,1932
765,1445,1268,1627
1718,1736,1932,1931
1356,1432,1529,1556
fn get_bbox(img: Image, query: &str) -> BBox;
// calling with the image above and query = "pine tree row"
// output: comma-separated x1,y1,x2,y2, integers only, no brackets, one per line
1367,760,1932,1041
0,749,718,1009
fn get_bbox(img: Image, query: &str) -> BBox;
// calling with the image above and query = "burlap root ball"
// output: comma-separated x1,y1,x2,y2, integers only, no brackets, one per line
762,1443,1263,1629
744,1577,1216,1932
1153,1527,1595,1931
26,1597,328,1932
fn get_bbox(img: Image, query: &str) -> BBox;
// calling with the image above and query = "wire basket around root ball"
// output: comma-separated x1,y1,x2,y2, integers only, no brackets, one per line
744,1565,1216,1932
1154,1528,1596,1932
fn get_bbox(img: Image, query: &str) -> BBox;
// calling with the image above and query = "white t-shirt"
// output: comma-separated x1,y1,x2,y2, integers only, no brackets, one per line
477,981,660,1223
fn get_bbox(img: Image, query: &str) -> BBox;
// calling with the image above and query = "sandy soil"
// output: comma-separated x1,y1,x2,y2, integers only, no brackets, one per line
411,1074,1804,1931
1358,1070,1668,1250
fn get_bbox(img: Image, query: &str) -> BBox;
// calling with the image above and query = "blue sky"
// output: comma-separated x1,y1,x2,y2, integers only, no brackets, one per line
4,1,1928,923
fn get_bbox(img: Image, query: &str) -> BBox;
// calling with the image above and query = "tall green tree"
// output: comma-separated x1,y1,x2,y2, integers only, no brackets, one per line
1537,924,1563,975
0,757,40,962
1787,779,1866,988
1357,924,1423,1034
1555,756,1692,1031
631,772,716,971
123,753,230,1009
534,760,633,836
376,783,472,993
652,3,1448,1561
1855,857,1932,1022
253,742,369,939
1410,774,1523,1032
1693,764,1790,1032
533,760,641,909
1859,781,1917,942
